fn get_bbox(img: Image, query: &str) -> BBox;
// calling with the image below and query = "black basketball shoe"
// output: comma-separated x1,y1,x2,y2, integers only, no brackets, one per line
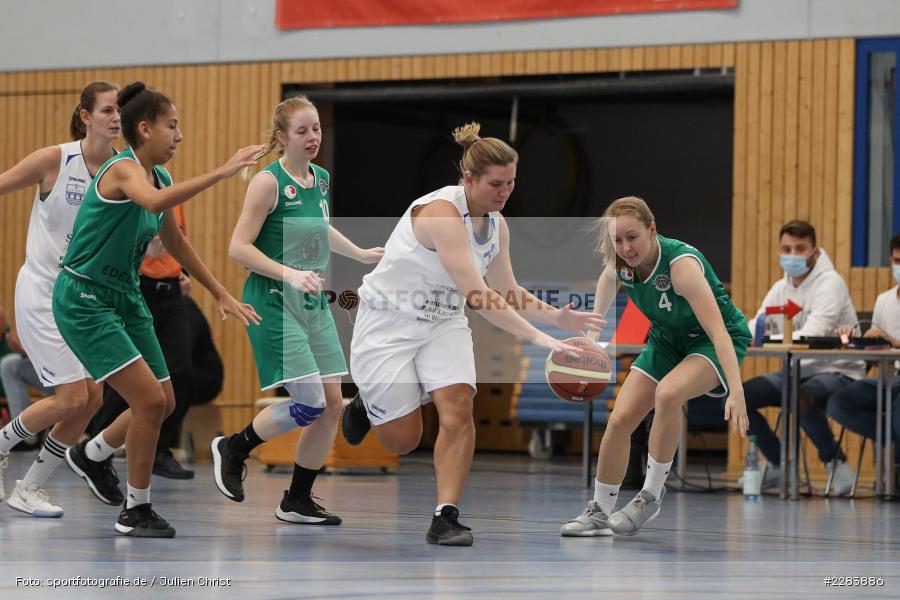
341,394,371,446
275,492,342,525
211,436,248,502
115,501,176,538
426,505,473,546
65,440,124,506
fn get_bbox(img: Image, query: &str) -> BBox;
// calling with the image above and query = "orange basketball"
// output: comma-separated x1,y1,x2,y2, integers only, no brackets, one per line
544,337,612,403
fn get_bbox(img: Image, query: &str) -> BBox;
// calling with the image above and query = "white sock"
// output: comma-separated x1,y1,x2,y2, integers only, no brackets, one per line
435,503,457,516
126,483,150,509
643,455,672,498
593,480,620,516
21,435,70,488
85,432,117,462
0,416,34,454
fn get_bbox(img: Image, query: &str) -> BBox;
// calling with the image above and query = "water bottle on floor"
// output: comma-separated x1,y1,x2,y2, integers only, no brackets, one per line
743,435,762,501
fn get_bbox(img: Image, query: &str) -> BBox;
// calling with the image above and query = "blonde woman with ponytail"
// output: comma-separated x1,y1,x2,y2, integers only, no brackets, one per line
212,96,383,526
560,196,751,538
343,122,604,546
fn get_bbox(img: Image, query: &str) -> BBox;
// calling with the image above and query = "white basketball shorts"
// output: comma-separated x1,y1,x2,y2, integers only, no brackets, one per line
350,304,476,426
14,264,89,387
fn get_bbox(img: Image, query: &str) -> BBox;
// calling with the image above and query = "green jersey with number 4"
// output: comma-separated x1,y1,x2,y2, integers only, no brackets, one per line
253,158,331,273
615,235,746,336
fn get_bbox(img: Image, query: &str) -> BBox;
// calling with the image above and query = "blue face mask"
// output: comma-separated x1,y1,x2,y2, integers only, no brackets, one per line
780,254,811,278
893,264,900,285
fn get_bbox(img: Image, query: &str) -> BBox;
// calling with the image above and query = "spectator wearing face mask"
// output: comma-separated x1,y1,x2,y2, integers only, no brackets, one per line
740,220,865,496
827,233,900,483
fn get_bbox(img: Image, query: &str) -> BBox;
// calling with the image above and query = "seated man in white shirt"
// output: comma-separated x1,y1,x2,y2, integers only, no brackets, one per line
827,233,900,476
741,220,865,495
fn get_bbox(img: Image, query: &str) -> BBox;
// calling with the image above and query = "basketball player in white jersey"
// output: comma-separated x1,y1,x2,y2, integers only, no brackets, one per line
0,82,124,516
343,123,605,545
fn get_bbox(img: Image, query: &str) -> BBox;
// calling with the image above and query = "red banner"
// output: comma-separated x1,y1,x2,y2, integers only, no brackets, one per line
276,0,739,30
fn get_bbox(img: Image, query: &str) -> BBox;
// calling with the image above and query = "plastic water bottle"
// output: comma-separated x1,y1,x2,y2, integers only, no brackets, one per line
743,435,762,501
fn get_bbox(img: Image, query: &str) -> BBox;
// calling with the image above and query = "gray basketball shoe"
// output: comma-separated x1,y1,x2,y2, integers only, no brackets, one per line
608,487,666,536
560,500,614,537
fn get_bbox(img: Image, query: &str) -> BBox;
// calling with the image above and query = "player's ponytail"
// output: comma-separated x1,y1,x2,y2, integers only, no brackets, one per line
118,81,173,148
242,95,317,181
452,122,482,152
452,122,517,184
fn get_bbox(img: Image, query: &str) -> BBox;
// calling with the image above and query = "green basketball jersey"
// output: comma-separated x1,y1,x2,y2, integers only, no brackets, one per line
615,235,746,335
253,158,331,273
62,146,169,293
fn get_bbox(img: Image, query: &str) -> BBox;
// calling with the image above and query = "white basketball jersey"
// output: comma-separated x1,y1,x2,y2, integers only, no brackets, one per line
359,185,500,321
23,141,93,282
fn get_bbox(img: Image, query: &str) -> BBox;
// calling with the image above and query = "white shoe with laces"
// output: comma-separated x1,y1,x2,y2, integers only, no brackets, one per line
6,480,64,518
0,452,7,501
828,459,856,496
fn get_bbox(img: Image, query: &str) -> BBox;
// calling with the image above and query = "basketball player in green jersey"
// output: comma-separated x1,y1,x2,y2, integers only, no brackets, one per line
52,82,262,537
561,196,751,538
211,96,382,525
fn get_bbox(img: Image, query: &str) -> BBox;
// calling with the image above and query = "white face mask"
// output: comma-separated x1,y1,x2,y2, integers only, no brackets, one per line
893,264,900,286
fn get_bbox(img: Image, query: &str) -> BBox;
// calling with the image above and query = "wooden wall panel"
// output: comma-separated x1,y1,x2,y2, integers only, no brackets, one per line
729,39,888,350
770,43,787,289
726,38,892,475
835,39,856,277
744,44,761,316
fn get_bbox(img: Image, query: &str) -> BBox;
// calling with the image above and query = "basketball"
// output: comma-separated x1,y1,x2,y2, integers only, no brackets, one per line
544,337,612,403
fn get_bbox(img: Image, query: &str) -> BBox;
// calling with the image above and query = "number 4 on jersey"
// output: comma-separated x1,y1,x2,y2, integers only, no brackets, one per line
658,292,672,312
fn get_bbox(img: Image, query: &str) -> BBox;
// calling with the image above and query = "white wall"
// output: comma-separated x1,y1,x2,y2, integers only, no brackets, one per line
3,0,900,72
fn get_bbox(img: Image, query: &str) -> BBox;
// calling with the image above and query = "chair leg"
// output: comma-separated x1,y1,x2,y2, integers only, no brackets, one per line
773,411,783,473
850,438,866,498
800,439,813,495
768,411,805,491
784,409,814,494
825,427,847,496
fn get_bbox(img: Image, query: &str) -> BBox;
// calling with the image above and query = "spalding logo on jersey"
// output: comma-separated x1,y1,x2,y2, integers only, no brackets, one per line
65,178,86,206
620,267,634,281
654,274,672,291
318,177,328,196
284,184,297,199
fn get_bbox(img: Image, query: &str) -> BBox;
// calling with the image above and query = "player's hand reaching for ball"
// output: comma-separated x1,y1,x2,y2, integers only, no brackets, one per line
536,333,601,360
554,303,605,334
724,387,749,438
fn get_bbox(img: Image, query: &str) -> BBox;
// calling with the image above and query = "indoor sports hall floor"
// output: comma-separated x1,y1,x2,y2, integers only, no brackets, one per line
1,452,898,599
